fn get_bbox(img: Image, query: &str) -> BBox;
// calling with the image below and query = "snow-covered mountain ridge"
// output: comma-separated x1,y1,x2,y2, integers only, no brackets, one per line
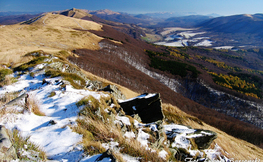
0,51,228,161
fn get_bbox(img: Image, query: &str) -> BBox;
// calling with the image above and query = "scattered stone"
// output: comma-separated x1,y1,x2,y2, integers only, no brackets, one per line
42,79,50,85
0,125,17,161
48,120,57,125
95,149,116,162
118,93,164,123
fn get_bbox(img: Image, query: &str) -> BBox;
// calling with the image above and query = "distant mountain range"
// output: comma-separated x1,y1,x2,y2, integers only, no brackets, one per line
153,15,212,28
198,14,263,36
0,13,42,25
86,9,221,27
0,11,41,16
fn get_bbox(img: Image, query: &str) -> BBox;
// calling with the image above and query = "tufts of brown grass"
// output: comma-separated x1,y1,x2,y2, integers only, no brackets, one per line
45,69,86,89
0,68,17,88
12,129,47,161
119,138,165,162
73,95,168,161
25,94,45,116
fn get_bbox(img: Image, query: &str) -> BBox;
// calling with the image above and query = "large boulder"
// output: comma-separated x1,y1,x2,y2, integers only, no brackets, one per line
0,125,17,160
118,93,164,123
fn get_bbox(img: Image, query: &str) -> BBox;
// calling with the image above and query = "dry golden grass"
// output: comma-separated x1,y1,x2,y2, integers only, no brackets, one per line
62,8,93,19
26,94,45,116
73,94,167,161
35,13,102,31
0,13,103,65
162,103,263,160
74,117,166,161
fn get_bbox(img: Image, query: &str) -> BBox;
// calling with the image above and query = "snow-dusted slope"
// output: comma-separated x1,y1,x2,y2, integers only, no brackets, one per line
0,51,227,161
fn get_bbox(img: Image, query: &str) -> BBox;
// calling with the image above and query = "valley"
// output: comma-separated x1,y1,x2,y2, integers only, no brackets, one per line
146,27,263,50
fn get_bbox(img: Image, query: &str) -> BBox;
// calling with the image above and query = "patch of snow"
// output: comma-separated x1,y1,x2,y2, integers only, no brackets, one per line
186,134,203,138
200,131,213,135
204,143,228,161
154,41,184,47
194,40,213,47
124,131,136,138
80,154,102,162
116,116,131,125
214,46,234,50
172,134,191,150
102,141,119,150
178,31,206,39
163,124,190,131
159,150,168,159
164,37,174,41
122,154,140,162
137,129,149,147
188,37,210,42
182,40,188,46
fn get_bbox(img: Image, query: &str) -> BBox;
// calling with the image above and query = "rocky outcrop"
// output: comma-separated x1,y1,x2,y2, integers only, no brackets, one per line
87,80,103,90
165,125,217,161
118,93,164,123
166,127,217,150
5,92,27,107
0,125,17,161
99,84,126,100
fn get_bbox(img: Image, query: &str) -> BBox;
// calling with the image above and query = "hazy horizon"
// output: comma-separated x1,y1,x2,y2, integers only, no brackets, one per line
1,0,263,16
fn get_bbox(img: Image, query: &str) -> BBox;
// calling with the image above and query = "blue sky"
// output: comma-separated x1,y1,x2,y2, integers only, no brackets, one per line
0,0,263,16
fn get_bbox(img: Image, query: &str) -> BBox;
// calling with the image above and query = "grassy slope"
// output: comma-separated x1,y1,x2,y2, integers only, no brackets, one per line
0,13,102,66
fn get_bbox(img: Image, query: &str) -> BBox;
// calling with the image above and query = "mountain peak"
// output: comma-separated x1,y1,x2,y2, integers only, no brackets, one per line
89,9,120,15
60,8,92,18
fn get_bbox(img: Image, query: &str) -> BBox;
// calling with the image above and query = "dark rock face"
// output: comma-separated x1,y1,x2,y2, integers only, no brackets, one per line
118,93,164,123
